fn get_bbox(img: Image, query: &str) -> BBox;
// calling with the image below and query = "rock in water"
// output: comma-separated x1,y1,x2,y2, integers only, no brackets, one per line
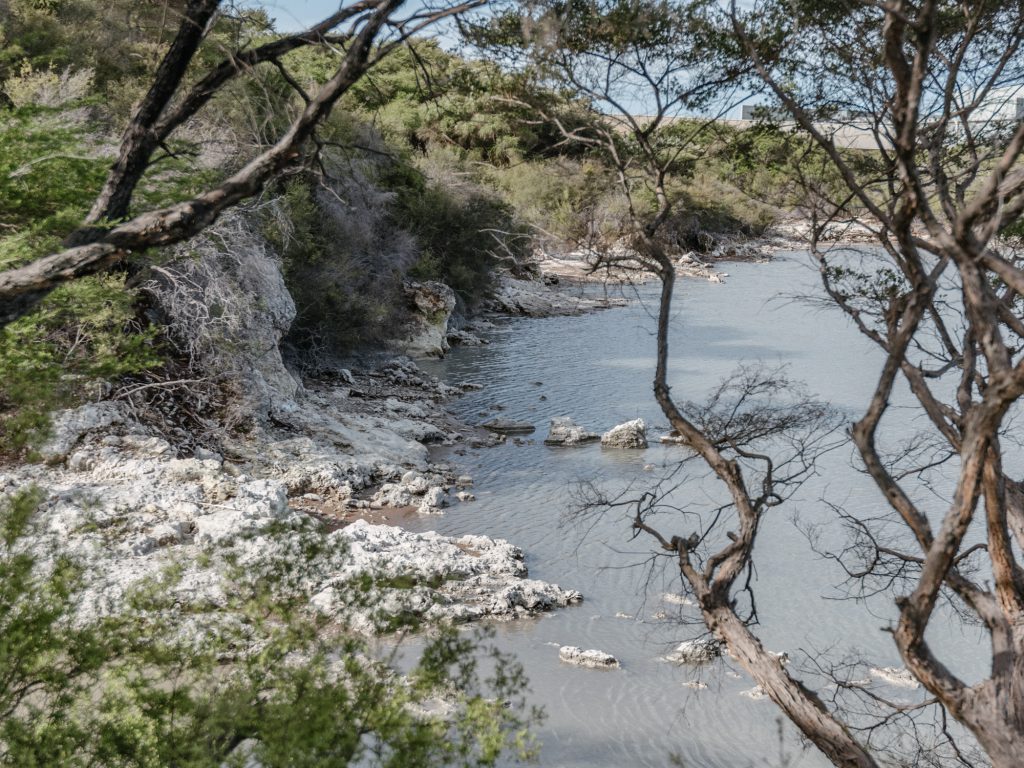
481,418,536,434
869,666,920,688
558,646,620,669
666,639,721,663
543,416,600,446
601,419,648,448
417,486,448,515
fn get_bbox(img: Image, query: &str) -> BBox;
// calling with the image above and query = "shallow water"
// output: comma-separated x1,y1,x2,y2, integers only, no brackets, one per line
409,254,985,767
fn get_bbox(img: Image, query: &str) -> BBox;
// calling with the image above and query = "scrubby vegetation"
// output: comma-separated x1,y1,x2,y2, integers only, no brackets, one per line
0,489,536,767
0,4,834,762
2,2,950,766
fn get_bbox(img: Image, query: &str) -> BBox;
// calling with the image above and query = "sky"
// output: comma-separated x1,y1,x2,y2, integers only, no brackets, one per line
246,0,757,116
248,1,376,31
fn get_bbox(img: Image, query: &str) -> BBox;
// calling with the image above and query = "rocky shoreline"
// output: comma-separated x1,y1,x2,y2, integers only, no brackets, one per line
3,365,584,637
2,273,622,647
0,239,785,644
4,241,930,705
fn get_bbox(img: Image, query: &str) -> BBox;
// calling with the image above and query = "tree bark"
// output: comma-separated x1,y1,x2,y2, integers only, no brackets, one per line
81,0,222,230
74,2,373,237
0,0,406,323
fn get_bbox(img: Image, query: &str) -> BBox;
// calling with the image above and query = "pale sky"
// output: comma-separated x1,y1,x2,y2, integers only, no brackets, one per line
246,0,757,116
248,1,349,31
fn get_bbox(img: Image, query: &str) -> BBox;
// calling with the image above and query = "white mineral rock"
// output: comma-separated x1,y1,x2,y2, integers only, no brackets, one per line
544,416,600,446
869,666,920,688
558,646,620,669
601,419,648,449
666,639,722,663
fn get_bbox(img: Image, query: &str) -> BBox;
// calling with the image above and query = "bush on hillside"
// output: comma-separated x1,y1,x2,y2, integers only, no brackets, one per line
397,161,533,303
270,162,419,363
0,276,161,458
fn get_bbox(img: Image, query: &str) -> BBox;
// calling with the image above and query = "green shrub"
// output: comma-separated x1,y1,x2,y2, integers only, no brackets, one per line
0,276,161,458
399,180,530,305
269,172,416,360
0,488,539,767
484,158,626,249
0,107,109,238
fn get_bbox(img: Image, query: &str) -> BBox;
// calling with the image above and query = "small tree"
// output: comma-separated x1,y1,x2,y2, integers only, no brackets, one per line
603,1,1024,766
468,0,746,275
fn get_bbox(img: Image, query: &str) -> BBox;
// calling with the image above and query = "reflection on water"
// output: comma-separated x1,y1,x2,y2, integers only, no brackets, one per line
409,254,983,768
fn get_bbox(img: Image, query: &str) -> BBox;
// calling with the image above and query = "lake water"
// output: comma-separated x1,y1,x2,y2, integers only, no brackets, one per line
410,253,985,767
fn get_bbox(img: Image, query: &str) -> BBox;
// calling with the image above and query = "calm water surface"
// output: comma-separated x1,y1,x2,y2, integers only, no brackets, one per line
408,254,985,767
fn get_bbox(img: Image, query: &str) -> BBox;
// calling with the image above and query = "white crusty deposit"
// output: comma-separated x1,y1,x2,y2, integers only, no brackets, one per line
3,357,581,637
558,646,620,669
601,419,649,449
543,416,601,446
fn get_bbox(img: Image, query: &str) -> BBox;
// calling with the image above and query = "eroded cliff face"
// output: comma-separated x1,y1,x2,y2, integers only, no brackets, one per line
146,210,301,422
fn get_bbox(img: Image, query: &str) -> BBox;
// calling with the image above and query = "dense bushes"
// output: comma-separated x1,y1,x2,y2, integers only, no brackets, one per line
0,277,160,458
397,160,533,302
268,151,418,361
270,133,532,362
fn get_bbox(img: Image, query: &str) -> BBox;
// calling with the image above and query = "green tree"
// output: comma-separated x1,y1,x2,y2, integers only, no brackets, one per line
606,1,1024,766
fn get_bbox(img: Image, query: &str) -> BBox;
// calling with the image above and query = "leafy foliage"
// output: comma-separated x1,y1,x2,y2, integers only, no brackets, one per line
397,166,532,303
0,276,160,458
0,489,539,767
0,107,108,242
343,41,577,164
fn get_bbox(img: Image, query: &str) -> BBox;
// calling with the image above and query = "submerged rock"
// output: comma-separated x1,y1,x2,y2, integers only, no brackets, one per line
558,646,620,669
662,592,694,606
666,639,722,664
869,666,920,688
447,328,487,347
481,418,536,434
601,419,648,449
543,416,600,446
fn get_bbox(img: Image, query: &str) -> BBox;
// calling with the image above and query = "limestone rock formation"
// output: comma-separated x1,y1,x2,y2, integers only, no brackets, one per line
543,416,600,446
558,646,620,669
399,281,457,357
601,419,648,448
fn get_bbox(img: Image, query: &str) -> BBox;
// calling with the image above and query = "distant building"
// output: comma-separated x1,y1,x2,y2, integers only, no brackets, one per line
729,105,883,150
970,86,1024,125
